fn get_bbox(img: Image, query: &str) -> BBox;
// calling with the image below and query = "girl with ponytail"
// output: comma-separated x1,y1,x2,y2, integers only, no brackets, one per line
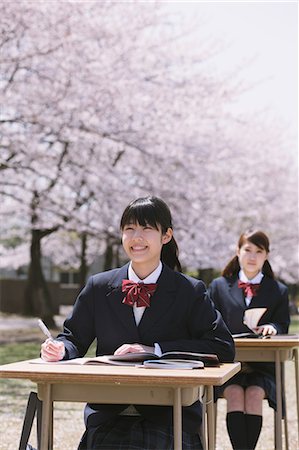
209,229,290,450
41,195,234,450
120,196,182,272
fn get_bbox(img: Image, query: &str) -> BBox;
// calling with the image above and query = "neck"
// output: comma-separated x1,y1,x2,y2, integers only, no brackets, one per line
131,260,160,280
243,270,260,280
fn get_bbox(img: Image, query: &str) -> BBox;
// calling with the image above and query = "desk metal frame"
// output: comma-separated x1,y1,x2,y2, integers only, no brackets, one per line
234,336,299,450
0,360,240,450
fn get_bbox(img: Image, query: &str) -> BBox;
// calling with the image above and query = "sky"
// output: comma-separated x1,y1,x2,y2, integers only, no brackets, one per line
167,1,298,137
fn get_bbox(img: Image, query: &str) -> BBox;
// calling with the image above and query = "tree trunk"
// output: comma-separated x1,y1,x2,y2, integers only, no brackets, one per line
24,229,57,328
103,239,114,271
79,232,88,290
115,242,122,268
197,268,218,287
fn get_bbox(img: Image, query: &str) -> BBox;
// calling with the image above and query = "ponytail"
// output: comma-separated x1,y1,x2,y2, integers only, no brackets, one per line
222,255,240,278
262,260,274,279
161,237,182,272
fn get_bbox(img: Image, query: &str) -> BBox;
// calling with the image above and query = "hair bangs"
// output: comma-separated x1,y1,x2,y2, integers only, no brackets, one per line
240,230,270,252
120,200,160,230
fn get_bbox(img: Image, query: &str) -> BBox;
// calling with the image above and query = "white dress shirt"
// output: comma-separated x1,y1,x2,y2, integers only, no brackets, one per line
239,269,264,306
128,261,163,355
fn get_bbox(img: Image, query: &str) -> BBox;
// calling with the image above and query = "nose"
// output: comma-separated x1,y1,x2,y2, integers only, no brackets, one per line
132,228,143,240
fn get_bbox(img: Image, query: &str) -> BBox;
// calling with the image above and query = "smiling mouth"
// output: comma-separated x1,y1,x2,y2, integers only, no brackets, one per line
131,246,147,251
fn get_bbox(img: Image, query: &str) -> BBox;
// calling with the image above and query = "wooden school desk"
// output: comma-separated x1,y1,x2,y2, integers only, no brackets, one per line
0,359,240,450
234,335,299,450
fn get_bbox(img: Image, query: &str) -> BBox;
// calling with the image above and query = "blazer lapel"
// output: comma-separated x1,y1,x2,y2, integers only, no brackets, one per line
249,276,269,306
106,263,139,337
229,277,245,307
138,264,177,333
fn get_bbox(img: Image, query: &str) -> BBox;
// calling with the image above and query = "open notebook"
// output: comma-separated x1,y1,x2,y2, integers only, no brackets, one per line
31,351,220,369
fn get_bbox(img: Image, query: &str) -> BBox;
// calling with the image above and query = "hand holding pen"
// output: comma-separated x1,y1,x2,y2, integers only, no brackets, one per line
38,319,65,361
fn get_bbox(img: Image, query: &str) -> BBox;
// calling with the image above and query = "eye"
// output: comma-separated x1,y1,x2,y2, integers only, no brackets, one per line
124,225,134,231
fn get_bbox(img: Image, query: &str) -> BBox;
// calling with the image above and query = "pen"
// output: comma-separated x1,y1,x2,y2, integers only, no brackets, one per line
38,319,54,340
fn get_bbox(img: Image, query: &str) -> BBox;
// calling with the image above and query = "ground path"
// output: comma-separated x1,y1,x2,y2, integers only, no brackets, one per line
0,308,298,449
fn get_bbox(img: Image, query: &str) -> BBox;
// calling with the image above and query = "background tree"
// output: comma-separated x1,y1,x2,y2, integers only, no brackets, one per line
1,1,297,323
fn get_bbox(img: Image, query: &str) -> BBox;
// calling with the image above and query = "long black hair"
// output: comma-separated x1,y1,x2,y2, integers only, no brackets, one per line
120,196,182,272
222,229,274,279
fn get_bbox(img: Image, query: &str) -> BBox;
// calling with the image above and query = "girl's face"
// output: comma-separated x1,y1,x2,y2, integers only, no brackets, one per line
121,222,172,278
237,240,268,279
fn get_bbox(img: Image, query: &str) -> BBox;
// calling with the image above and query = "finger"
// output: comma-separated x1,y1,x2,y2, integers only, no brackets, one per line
41,339,56,353
114,344,142,355
41,340,64,361
42,347,63,361
114,345,129,355
263,326,273,336
114,344,128,354
41,338,51,349
41,348,56,361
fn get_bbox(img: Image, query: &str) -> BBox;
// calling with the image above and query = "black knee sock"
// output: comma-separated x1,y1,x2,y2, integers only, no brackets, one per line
226,411,248,450
245,414,262,450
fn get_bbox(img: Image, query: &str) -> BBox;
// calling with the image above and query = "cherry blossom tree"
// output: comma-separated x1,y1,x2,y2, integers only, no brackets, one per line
1,1,297,325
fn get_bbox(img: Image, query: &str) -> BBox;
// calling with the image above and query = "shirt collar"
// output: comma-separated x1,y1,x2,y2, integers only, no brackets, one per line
239,269,264,284
128,261,162,283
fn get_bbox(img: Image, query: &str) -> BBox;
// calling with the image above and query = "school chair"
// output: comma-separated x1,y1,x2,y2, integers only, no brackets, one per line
18,391,42,450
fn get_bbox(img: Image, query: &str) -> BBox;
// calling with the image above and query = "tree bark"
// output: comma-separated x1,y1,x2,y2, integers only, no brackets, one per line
197,268,219,287
24,229,57,327
79,231,88,290
103,239,114,271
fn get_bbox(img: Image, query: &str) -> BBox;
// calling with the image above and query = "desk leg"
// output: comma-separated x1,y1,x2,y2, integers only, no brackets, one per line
201,387,207,450
40,383,52,450
275,351,282,450
173,387,182,450
295,348,299,441
206,386,215,450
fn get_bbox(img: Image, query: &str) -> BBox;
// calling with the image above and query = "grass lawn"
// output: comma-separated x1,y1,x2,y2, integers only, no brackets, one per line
290,315,299,333
1,315,297,365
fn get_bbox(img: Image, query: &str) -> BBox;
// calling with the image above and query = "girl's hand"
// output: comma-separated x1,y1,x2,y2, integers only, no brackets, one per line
114,343,154,355
41,338,65,361
255,324,277,336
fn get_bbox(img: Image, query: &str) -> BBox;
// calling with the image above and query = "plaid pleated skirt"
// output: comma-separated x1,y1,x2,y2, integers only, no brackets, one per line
78,416,203,450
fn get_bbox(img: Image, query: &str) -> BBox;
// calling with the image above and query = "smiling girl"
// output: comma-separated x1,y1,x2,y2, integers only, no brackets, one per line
209,229,290,450
41,196,234,450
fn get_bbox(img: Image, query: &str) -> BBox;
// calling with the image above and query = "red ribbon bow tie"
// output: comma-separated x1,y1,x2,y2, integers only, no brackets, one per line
122,280,157,308
238,280,260,297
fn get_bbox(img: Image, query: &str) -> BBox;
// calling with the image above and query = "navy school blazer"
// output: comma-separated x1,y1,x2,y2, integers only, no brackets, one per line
57,263,235,433
208,275,290,335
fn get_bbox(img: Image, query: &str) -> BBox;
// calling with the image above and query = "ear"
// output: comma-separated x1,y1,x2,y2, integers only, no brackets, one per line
162,227,173,244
